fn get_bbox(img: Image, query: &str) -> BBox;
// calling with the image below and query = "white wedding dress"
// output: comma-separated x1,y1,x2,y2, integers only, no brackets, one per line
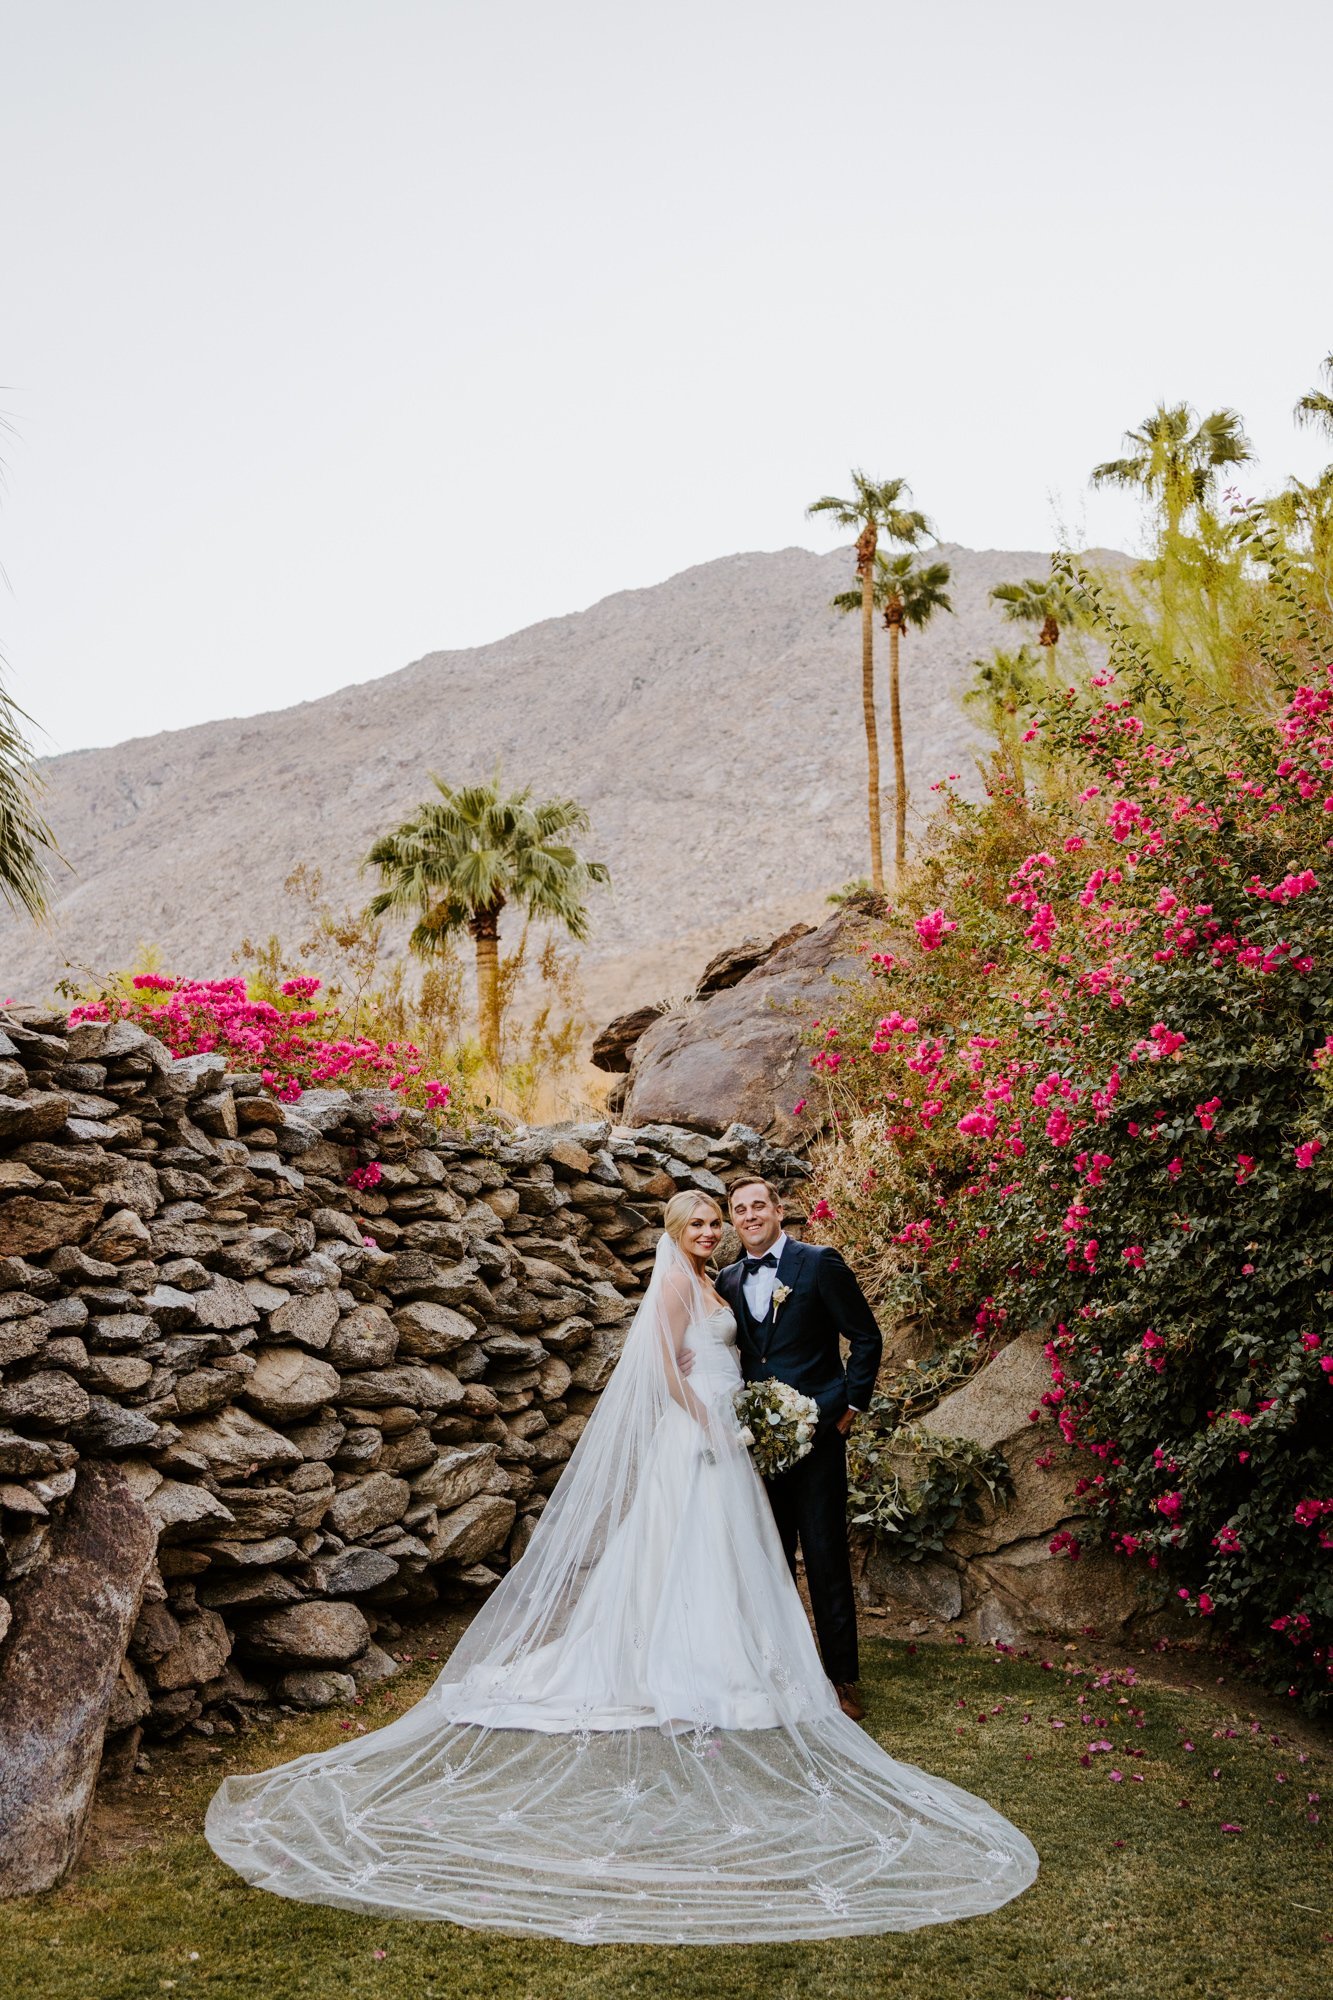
206,1243,1037,1944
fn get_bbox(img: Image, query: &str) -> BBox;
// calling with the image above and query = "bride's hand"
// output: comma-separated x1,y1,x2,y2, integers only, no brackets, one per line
678,1346,695,1377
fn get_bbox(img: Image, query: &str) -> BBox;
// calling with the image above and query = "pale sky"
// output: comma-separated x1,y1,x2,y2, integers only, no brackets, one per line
3,0,1331,754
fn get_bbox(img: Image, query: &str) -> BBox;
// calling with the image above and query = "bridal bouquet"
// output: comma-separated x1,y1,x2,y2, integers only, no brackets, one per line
732,1380,820,1478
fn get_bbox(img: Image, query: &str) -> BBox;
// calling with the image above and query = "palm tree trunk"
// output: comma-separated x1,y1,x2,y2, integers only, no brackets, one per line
859,558,885,896
470,909,502,1067
887,619,907,884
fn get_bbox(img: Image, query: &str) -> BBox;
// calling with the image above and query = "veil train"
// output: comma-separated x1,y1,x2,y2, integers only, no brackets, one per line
206,1235,1038,1943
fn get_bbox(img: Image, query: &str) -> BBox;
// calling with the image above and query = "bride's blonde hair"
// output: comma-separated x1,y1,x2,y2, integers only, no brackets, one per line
662,1190,723,1248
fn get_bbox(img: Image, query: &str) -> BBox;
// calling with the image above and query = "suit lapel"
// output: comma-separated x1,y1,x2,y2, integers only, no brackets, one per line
761,1236,802,1357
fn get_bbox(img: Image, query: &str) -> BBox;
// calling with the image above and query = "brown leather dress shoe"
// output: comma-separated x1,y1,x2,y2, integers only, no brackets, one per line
835,1682,865,1722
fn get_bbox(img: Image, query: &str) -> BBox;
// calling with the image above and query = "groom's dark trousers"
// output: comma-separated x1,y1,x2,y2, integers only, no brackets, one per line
719,1236,882,1688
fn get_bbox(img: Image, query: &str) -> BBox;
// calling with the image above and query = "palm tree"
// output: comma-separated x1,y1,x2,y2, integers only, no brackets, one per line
1090,402,1252,541
808,473,933,895
1267,467,1333,613
963,648,1042,792
0,409,55,920
1090,402,1251,658
989,576,1081,692
1294,352,1333,441
837,553,952,881
0,673,55,921
365,778,609,1067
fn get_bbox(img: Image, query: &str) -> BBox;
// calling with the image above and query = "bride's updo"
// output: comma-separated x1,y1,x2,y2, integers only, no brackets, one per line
662,1190,723,1246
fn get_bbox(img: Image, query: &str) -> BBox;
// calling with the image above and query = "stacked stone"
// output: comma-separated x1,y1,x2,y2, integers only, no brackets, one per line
0,1006,806,1752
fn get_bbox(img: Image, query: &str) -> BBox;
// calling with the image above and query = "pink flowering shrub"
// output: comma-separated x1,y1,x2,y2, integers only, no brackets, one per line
69,974,455,1120
810,530,1333,1704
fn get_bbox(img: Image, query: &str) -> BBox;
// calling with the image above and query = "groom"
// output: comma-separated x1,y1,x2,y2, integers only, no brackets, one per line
714,1176,882,1722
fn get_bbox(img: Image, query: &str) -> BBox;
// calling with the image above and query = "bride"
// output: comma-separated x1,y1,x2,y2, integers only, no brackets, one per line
206,1191,1038,1944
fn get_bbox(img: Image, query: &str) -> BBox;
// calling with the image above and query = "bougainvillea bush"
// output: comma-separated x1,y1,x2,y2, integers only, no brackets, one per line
809,545,1333,1704
69,975,456,1119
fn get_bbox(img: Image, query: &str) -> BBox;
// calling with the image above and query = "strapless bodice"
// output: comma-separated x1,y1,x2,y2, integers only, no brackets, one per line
690,1303,738,1347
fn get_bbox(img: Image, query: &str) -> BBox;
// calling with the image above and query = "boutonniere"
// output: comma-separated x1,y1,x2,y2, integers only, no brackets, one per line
771,1281,792,1318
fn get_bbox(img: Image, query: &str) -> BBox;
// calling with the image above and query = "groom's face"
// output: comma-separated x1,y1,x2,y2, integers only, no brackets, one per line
730,1182,783,1253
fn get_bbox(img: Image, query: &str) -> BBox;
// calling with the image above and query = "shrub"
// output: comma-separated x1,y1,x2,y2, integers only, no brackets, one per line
68,972,459,1120
810,528,1333,1705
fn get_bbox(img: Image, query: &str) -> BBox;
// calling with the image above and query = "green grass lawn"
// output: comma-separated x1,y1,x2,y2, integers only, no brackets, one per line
4,1634,1328,2000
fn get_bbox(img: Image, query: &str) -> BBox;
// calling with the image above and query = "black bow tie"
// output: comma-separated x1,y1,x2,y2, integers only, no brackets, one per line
743,1253,778,1276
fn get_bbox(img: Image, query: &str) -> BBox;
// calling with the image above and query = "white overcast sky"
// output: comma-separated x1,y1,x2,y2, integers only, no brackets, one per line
4,0,1332,753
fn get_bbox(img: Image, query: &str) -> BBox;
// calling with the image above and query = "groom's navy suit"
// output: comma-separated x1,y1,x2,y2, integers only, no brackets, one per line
718,1235,882,1686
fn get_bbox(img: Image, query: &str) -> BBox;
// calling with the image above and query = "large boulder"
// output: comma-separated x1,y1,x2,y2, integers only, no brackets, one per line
860,1329,1178,1644
590,1003,666,1075
619,912,866,1144
0,1462,157,1896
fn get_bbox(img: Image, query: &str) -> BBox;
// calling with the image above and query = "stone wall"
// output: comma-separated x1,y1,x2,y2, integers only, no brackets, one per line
0,1005,806,1757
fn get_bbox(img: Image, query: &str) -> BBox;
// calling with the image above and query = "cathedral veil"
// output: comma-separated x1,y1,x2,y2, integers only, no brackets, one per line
206,1235,1037,1943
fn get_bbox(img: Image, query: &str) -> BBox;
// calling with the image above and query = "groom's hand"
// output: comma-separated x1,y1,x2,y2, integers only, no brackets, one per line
835,1408,856,1436
678,1346,695,1377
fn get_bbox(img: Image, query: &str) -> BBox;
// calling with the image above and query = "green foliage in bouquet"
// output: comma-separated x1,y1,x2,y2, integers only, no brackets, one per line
733,1379,820,1479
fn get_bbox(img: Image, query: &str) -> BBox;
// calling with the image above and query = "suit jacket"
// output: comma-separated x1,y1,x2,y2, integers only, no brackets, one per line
717,1236,883,1423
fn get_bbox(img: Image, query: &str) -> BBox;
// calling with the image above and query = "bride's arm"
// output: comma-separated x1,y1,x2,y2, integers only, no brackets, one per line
657,1275,710,1428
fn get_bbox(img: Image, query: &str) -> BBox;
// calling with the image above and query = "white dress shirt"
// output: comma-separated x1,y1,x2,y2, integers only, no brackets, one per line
741,1232,788,1321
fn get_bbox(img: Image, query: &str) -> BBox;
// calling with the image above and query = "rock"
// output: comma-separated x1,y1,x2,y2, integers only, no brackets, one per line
188,1278,259,1331
174,1368,239,1417
0,1318,48,1367
70,1398,162,1455
0,1092,73,1143
287,1413,347,1462
427,1494,517,1566
87,1312,156,1350
622,911,866,1144
179,1406,304,1476
590,1003,667,1074
85,1207,153,1265
694,924,813,997
0,1430,54,1476
241,1599,371,1665
77,1353,154,1394
323,1472,410,1539
409,1444,498,1512
348,1642,401,1692
269,1290,339,1350
324,1304,398,1369
106,1657,153,1734
918,1331,1053,1454
0,1462,156,1896
307,1546,400,1596
335,1363,464,1411
861,1551,964,1622
198,1534,301,1569
0,1371,91,1429
0,1195,102,1257
213,1486,298,1539
569,1329,623,1391
242,1347,341,1423
276,1668,356,1709
149,1608,232,1691
146,1480,236,1542
391,1301,474,1357
198,1570,304,1611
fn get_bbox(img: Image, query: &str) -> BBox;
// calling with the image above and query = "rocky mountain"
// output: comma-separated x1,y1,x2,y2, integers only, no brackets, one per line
1,543,1073,1018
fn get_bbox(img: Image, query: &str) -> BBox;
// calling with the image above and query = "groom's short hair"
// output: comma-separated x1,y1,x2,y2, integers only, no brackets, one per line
727,1173,782,1209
